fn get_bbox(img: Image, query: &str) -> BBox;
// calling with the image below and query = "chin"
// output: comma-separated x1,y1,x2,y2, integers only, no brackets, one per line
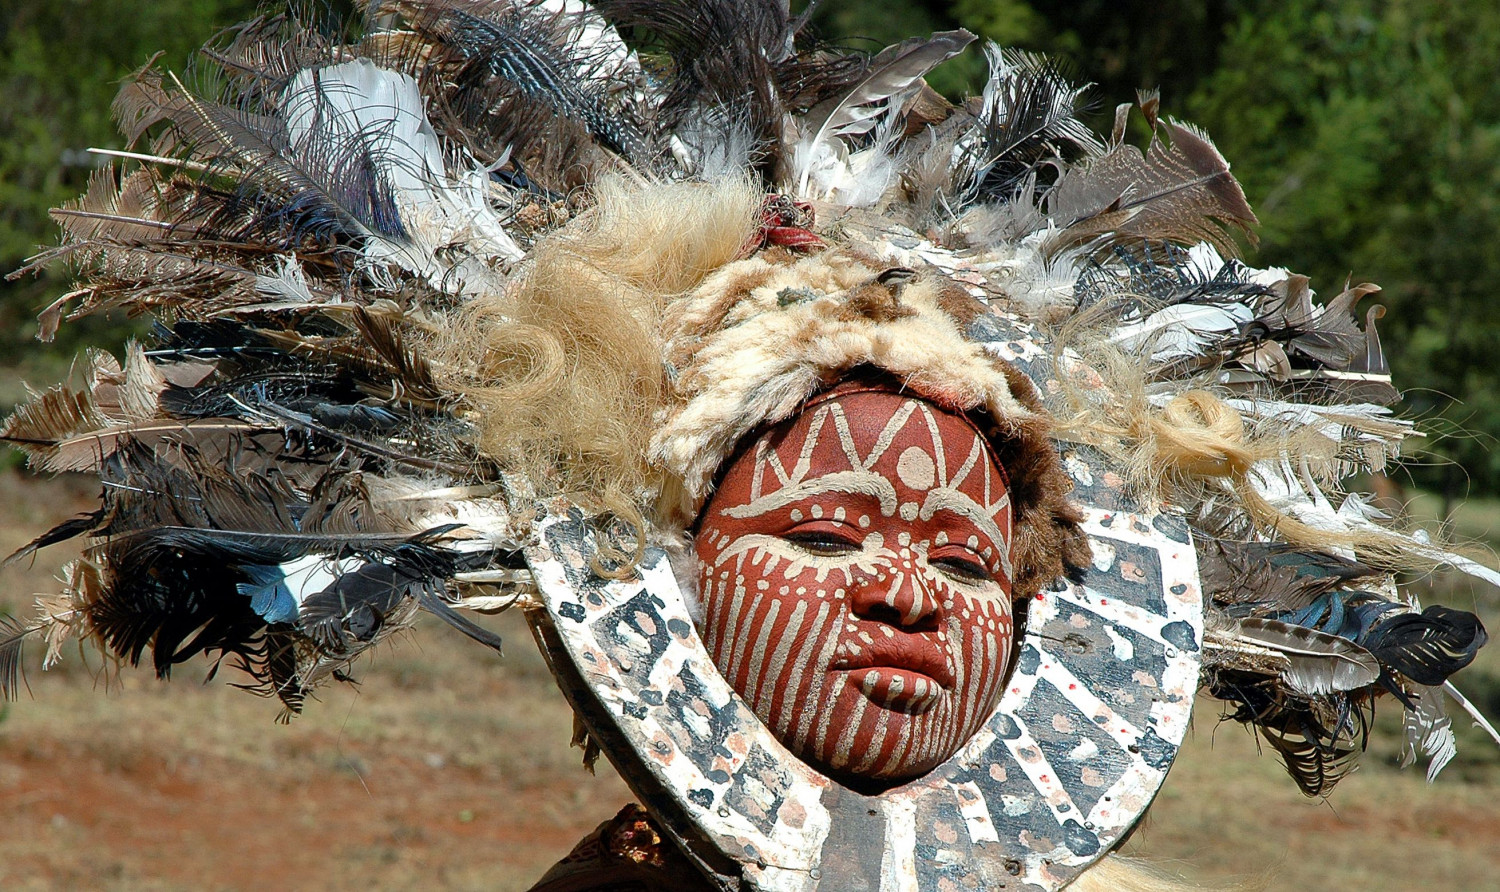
787,674,988,783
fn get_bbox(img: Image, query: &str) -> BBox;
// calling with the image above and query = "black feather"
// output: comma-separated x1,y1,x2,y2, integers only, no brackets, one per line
397,0,647,162
415,584,505,654
959,47,1099,204
120,65,412,247
594,0,790,161
299,559,427,656
1210,666,1372,797
0,616,37,701
4,511,105,567
1074,242,1272,315
1255,702,1365,798
89,542,268,680
116,526,419,564
1363,605,1488,686
1197,539,1377,613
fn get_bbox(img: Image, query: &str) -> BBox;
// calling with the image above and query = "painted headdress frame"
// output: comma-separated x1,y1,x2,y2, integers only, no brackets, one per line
526,311,1201,891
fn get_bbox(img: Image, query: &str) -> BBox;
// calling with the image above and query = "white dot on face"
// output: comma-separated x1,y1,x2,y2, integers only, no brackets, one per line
898,532,911,547
859,515,871,528
790,509,803,521
811,504,824,519
934,531,949,546
779,586,789,595
833,506,846,521
896,445,937,490
967,535,979,549
756,580,769,590
900,502,919,521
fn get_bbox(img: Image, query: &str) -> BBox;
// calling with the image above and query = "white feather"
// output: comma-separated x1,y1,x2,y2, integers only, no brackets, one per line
254,254,318,304
539,0,640,85
818,105,906,206
283,59,523,295
1111,301,1256,361
1401,684,1458,782
671,107,758,180
1443,680,1500,749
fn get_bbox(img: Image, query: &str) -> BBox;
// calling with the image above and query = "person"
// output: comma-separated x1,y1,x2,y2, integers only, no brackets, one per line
3,3,1491,889
694,380,1033,783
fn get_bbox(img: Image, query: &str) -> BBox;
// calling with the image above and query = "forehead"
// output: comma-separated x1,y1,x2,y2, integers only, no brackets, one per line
751,390,1006,500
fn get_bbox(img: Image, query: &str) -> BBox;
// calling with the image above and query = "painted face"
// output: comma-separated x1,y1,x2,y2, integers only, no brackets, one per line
694,387,1015,781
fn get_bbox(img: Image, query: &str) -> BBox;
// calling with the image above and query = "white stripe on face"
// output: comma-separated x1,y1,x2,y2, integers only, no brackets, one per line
695,387,1016,781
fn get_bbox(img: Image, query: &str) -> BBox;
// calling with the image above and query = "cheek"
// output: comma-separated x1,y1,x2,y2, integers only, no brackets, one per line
946,589,1015,705
694,533,852,717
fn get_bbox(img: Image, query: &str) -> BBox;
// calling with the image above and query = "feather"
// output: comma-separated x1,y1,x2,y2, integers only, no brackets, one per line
4,512,104,568
0,383,104,469
956,44,1101,204
1443,680,1500,748
1047,120,1258,257
1233,616,1381,696
1198,540,1376,612
1400,683,1457,783
668,101,760,179
151,71,406,244
1362,605,1488,686
280,58,524,285
0,344,193,473
1136,87,1161,133
252,253,320,305
0,616,38,701
792,29,974,195
414,582,507,654
298,555,428,655
1073,242,1269,313
796,99,908,206
1110,300,1255,361
592,0,790,158
389,0,648,161
1257,708,1361,797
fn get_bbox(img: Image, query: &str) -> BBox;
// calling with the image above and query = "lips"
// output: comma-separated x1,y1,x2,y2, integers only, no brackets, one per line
834,633,955,713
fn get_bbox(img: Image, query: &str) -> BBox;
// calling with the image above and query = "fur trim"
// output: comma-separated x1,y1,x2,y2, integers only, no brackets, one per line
650,246,1089,596
652,249,1035,516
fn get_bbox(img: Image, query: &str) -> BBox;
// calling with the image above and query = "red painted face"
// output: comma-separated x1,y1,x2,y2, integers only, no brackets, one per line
694,387,1015,781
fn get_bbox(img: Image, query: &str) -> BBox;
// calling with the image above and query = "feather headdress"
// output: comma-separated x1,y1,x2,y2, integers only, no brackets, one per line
3,1,1494,886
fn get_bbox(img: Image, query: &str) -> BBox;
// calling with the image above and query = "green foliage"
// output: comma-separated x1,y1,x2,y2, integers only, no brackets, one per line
1182,0,1500,495
0,0,259,374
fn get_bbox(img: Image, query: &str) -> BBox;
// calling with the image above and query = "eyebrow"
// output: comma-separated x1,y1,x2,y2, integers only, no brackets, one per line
721,469,898,519
919,487,1014,579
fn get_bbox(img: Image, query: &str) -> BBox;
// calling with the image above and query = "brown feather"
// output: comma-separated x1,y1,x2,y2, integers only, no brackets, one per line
1046,120,1259,257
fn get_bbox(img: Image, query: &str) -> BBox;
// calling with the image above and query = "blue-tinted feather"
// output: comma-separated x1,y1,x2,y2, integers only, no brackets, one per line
237,563,299,624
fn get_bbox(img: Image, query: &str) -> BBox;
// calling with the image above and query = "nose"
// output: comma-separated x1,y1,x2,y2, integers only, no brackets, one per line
849,559,941,631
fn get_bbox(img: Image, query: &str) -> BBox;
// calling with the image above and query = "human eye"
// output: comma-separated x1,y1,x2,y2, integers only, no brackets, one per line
927,547,993,584
782,522,861,556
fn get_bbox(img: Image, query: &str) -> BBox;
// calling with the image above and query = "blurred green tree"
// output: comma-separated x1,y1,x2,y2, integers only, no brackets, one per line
0,0,258,392
1182,0,1500,505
